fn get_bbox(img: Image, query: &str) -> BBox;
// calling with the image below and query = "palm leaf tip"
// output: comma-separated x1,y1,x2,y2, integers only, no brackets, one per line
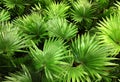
31,3,43,14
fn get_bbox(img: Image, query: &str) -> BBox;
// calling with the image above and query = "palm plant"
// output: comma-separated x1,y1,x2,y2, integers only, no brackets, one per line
3,65,32,82
29,39,69,81
45,2,69,19
71,0,94,25
95,0,109,9
0,22,28,55
14,13,47,44
0,0,120,81
47,18,78,40
63,34,116,82
0,22,28,67
3,0,27,16
0,9,10,22
97,2,120,56
3,0,26,9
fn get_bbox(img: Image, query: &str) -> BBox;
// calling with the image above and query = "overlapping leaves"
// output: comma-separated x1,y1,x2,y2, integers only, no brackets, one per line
97,13,120,56
3,65,32,82
71,0,94,23
3,0,26,9
64,34,117,82
14,13,47,44
45,2,69,19
0,10,10,22
0,22,28,55
30,39,69,81
47,18,78,40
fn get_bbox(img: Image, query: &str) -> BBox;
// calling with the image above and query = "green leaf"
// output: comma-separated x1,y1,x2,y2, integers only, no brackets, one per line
97,11,120,56
0,10,10,22
3,0,25,9
64,66,88,82
2,65,32,82
71,0,94,23
70,33,116,81
47,18,78,40
0,22,29,56
30,39,69,81
45,2,69,19
14,13,47,44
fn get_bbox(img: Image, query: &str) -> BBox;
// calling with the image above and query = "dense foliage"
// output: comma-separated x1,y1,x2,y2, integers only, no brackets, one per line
0,0,120,82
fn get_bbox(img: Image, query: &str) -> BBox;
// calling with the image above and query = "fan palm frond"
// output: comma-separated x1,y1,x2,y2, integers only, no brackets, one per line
0,22,28,55
47,18,78,40
31,3,42,11
3,65,32,82
103,6,117,17
14,13,47,44
38,0,53,6
114,1,120,13
0,9,10,22
3,0,27,16
30,39,69,81
97,12,120,56
63,65,88,82
45,2,69,19
71,0,94,23
64,34,117,81
3,0,25,9
95,0,109,9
